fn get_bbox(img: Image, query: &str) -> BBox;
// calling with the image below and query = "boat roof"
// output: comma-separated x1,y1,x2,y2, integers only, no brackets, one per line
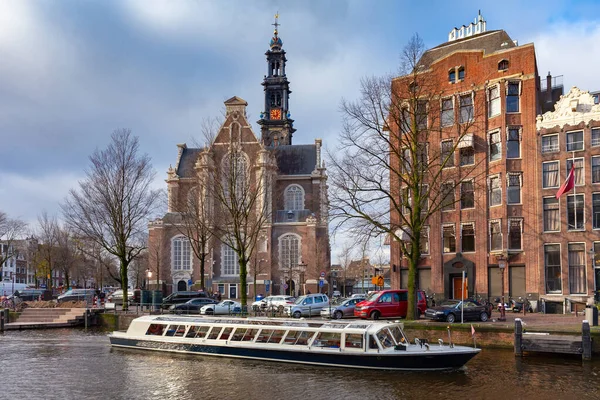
133,315,402,334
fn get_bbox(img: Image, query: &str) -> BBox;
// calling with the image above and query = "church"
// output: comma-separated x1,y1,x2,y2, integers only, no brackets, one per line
147,18,331,300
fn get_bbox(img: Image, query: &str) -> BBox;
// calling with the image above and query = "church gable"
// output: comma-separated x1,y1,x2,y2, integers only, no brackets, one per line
213,96,260,145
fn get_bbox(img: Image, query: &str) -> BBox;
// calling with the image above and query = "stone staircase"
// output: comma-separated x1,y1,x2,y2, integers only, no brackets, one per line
7,308,88,329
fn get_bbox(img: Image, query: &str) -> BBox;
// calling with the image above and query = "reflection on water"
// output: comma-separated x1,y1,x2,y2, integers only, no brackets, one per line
0,329,598,400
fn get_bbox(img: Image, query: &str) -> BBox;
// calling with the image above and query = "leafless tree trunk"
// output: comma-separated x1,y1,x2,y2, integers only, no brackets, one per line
328,34,485,320
61,129,162,310
55,225,82,291
35,211,60,291
0,211,27,275
337,244,354,297
210,144,271,309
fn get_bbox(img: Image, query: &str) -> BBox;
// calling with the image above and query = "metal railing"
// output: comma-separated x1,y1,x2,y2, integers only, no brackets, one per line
540,75,564,91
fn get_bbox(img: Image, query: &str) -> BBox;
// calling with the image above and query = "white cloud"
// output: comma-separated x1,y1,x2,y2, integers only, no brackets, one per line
533,20,600,92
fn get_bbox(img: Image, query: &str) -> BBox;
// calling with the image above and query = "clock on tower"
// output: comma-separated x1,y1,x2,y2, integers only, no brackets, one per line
270,108,282,120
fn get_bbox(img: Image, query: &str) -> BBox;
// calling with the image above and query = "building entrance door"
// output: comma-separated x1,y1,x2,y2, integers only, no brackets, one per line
452,276,468,299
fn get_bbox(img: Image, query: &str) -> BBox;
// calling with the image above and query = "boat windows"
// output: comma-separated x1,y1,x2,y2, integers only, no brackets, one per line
146,324,165,336
387,325,409,345
186,326,200,338
207,327,222,340
268,330,286,344
313,331,342,349
376,328,396,349
231,328,259,342
255,329,274,343
368,335,379,350
283,330,314,345
344,333,364,349
218,327,234,340
165,325,186,337
194,326,211,338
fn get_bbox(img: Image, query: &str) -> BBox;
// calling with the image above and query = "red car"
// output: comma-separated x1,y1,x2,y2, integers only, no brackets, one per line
354,289,427,319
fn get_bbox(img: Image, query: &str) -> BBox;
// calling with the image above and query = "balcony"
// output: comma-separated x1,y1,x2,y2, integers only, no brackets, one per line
275,209,313,223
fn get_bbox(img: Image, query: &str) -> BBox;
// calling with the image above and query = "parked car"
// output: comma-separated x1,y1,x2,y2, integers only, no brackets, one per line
107,289,134,305
354,289,427,320
169,298,218,314
200,300,242,315
13,289,46,302
161,291,207,309
332,290,341,298
284,293,329,318
424,300,492,323
251,295,295,311
57,289,95,303
320,297,364,319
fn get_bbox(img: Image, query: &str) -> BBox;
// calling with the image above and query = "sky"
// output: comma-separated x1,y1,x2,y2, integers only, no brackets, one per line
1,0,599,262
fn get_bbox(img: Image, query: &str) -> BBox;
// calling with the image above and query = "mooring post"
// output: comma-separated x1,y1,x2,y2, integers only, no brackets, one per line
582,320,592,361
514,318,523,357
0,309,5,332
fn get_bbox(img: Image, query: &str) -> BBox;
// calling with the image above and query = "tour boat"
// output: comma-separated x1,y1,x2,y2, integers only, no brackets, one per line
108,315,480,371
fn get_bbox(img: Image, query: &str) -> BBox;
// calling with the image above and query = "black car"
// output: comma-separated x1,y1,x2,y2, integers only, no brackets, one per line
169,298,218,314
14,289,47,301
424,300,491,323
161,291,208,309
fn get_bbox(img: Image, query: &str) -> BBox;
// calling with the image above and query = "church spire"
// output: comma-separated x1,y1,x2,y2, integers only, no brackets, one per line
258,13,295,146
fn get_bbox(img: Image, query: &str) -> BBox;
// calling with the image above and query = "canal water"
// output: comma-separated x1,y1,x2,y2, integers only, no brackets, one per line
0,328,598,400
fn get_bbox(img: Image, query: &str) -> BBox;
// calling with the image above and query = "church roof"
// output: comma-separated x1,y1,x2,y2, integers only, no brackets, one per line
273,144,317,175
224,96,248,106
176,147,202,178
417,30,516,70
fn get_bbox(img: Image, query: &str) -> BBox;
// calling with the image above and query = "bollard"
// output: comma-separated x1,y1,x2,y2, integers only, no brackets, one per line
0,309,5,331
582,320,592,361
514,318,523,357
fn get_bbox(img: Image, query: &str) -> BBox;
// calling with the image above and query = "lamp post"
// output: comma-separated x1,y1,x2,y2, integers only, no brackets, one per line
589,246,598,302
498,254,507,322
298,261,307,295
146,269,152,291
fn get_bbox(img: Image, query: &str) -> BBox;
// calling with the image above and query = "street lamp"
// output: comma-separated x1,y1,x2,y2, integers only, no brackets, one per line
146,269,152,291
298,261,307,295
589,246,598,301
497,253,507,322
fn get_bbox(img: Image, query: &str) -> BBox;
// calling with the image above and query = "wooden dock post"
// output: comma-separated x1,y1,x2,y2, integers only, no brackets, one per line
514,318,523,357
582,320,592,361
0,309,6,332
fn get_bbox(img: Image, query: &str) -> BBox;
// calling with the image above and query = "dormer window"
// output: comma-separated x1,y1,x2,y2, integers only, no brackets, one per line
458,67,465,81
448,69,456,83
498,59,509,71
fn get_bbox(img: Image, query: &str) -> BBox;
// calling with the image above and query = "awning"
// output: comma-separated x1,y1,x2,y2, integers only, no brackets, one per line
457,133,474,149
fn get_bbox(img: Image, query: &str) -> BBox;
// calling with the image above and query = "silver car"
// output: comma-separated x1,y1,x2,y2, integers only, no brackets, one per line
320,297,365,319
285,294,329,318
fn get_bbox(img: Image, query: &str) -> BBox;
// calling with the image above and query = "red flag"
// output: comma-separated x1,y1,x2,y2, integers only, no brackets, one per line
471,324,475,336
556,164,575,199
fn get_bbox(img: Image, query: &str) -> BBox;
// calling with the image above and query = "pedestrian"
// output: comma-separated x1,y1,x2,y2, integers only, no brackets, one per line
217,292,222,302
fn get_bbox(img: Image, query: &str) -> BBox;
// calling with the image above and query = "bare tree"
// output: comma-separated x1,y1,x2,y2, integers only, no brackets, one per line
337,243,354,297
328,34,485,319
62,129,162,310
35,211,60,291
0,211,27,275
55,225,83,290
210,144,271,309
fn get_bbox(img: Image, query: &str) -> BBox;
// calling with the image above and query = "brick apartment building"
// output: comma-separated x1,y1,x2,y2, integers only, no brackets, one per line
537,87,600,312
390,13,551,306
147,20,330,299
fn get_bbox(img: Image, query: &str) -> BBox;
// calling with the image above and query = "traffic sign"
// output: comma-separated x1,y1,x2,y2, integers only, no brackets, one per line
265,284,270,292
188,279,193,285
284,284,288,289
320,271,326,278
319,280,324,287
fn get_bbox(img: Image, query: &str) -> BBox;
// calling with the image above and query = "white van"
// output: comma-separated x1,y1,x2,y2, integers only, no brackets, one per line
284,293,329,318
0,279,28,297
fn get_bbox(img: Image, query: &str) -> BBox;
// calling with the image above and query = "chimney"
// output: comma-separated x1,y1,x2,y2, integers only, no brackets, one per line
315,138,322,169
546,72,552,104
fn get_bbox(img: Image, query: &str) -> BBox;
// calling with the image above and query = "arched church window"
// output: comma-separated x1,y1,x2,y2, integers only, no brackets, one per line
279,234,301,271
172,236,191,271
276,93,281,106
285,184,304,211
222,151,248,204
221,242,239,276
271,93,276,106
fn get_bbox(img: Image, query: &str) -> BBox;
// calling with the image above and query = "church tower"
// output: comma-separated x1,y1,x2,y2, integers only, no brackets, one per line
258,14,296,146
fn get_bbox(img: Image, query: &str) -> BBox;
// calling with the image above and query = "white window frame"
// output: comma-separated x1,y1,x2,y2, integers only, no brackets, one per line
488,174,502,207
420,226,430,255
442,224,456,254
544,243,562,294
172,236,192,271
591,156,600,184
441,97,454,127
441,181,455,212
568,242,587,294
459,92,474,123
489,219,503,252
566,129,584,152
489,130,501,162
487,84,501,118
541,133,559,154
507,173,522,205
592,128,600,147
543,196,561,232
566,158,584,186
441,139,455,168
593,192,600,230
284,184,305,211
542,161,560,189
567,193,585,231
278,233,302,272
460,180,475,209
221,242,240,276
